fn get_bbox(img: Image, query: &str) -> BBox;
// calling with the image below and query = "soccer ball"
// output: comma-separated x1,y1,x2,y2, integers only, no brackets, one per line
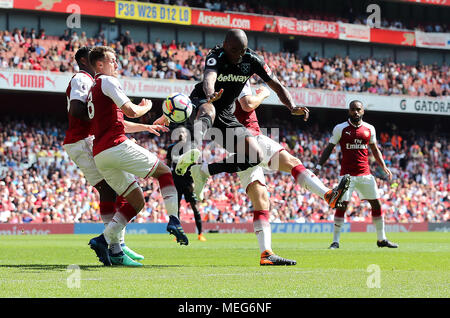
162,93,193,123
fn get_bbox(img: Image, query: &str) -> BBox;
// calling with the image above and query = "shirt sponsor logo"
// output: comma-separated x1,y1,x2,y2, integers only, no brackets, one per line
346,139,368,149
217,74,250,83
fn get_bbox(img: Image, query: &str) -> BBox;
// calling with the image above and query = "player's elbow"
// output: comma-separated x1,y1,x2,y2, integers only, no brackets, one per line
122,105,138,118
239,98,255,112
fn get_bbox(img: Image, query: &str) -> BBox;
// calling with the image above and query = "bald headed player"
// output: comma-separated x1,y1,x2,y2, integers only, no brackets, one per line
173,28,309,200
314,101,398,249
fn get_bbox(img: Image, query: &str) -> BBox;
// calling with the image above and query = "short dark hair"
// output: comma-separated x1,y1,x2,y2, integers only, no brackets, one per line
74,46,90,66
88,46,115,68
349,100,363,108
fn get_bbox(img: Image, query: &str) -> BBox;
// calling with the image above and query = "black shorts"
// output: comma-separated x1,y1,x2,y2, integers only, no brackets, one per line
172,170,197,202
190,88,253,151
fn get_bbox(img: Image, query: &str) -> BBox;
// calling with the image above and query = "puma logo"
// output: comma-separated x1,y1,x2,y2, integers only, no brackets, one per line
36,0,62,10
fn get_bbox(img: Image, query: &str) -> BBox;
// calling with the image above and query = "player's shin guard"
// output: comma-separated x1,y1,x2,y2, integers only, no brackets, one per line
372,208,386,241
158,173,178,218
291,164,329,198
253,210,272,253
333,208,346,243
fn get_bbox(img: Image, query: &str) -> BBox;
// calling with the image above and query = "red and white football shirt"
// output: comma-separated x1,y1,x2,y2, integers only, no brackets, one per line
329,120,376,176
63,70,94,145
234,81,262,136
89,74,131,156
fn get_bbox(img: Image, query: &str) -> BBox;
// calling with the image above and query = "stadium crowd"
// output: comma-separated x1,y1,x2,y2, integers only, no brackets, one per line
135,0,448,33
0,118,448,224
0,29,448,97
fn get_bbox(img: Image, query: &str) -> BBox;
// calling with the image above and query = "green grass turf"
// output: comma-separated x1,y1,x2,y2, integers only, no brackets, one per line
0,232,448,298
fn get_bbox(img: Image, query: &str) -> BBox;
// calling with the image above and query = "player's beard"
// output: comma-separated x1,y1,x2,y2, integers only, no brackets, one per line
350,115,362,125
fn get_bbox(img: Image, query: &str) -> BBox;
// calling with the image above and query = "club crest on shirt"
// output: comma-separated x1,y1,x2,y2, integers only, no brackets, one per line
240,63,250,74
206,58,217,66
364,130,370,137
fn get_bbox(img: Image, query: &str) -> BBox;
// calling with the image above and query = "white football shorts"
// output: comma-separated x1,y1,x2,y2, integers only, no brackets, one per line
237,134,284,191
339,174,380,201
237,165,266,192
63,136,104,187
94,139,160,197
257,134,285,170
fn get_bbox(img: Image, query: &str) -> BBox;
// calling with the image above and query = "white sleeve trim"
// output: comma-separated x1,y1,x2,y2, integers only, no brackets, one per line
238,80,252,100
364,122,377,144
329,122,346,144
69,73,93,103
100,75,130,108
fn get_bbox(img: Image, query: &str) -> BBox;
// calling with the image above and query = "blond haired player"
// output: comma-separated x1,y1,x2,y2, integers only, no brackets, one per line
87,46,188,267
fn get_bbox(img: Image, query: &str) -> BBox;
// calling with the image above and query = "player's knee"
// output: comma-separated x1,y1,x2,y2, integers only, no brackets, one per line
198,103,216,121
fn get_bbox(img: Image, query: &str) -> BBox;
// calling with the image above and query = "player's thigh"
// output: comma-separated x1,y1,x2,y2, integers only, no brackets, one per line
256,134,285,170
242,169,269,211
354,175,379,200
94,157,139,197
340,175,356,202
113,140,160,179
63,138,104,186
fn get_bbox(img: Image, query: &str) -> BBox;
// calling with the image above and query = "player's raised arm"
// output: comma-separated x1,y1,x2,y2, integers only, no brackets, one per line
252,53,309,120
123,120,169,136
239,83,270,112
266,77,309,120
120,98,152,118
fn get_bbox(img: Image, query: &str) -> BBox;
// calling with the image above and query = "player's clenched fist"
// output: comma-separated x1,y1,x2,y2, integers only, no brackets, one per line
139,98,152,108
291,105,309,121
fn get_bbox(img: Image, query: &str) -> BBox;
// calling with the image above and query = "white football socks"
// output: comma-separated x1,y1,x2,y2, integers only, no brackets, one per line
373,216,387,241
333,217,344,243
296,169,329,199
253,219,272,253
161,185,179,218
103,212,127,251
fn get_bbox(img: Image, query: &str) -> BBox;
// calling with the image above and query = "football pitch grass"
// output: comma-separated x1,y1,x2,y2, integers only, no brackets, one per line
0,232,448,298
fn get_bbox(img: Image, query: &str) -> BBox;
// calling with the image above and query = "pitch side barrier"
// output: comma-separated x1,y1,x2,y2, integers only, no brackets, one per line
0,222,441,235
